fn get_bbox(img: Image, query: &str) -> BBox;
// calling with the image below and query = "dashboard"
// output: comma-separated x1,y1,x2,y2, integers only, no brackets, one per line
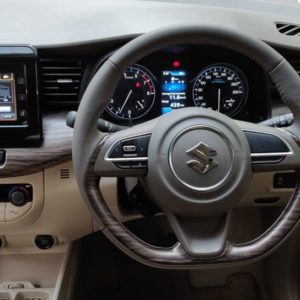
0,44,283,148
0,43,291,149
100,46,271,126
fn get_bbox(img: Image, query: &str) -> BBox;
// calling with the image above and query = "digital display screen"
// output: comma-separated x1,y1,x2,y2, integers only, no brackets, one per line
0,73,17,121
161,70,187,114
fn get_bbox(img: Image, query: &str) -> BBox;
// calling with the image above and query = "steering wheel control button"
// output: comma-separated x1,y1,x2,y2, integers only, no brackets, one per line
115,162,130,169
107,135,150,169
123,145,137,153
137,136,150,157
35,235,55,250
109,143,122,158
130,161,148,168
169,126,234,192
121,139,138,157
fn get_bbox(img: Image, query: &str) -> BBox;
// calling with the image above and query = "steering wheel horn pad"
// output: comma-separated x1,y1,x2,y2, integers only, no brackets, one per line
145,107,252,217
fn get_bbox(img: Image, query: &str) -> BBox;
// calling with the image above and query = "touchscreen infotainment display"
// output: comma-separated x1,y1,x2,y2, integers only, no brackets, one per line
0,46,41,146
0,73,17,121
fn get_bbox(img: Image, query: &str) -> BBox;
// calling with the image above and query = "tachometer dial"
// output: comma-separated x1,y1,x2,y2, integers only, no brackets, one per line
192,64,248,116
107,65,156,120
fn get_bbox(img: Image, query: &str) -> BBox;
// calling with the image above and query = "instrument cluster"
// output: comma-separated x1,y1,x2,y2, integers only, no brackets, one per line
102,45,271,124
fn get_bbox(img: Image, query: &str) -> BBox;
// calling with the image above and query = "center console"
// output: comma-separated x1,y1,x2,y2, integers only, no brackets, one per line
0,46,42,146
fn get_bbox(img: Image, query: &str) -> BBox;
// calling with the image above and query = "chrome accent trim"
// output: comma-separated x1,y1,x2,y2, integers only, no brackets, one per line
186,142,218,175
106,157,148,162
168,125,235,192
243,129,294,158
251,152,293,157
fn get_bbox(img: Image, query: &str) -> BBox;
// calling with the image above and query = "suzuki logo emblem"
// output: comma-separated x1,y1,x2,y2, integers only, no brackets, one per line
186,142,218,175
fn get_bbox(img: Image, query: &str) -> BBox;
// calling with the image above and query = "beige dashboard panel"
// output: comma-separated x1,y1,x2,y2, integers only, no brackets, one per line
0,162,94,252
43,162,93,243
0,172,44,229
0,161,141,252
239,171,294,207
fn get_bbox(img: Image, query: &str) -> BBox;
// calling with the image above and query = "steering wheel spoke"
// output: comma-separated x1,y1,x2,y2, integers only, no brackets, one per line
94,118,158,177
167,212,231,258
237,120,300,172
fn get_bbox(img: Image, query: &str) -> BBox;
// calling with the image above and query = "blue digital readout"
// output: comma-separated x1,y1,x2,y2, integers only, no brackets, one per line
161,70,187,115
162,71,187,93
161,107,173,114
211,78,225,84
162,81,186,93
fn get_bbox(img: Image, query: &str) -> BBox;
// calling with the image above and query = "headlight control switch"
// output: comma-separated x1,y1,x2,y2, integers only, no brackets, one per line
0,184,33,222
8,187,30,207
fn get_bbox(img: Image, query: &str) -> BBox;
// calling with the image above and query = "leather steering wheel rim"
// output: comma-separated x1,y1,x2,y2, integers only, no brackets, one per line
73,25,300,268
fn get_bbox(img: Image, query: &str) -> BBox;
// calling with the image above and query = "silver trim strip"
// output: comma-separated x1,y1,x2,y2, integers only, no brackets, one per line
251,152,293,158
106,157,148,162
243,129,294,158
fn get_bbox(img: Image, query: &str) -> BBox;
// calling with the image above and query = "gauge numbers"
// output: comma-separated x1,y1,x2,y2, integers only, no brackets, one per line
193,64,248,116
107,65,156,120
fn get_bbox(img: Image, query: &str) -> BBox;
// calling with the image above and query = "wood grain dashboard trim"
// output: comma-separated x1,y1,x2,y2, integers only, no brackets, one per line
0,112,72,178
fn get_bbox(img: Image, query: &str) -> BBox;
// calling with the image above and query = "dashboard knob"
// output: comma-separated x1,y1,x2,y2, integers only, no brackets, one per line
35,235,55,250
8,187,29,207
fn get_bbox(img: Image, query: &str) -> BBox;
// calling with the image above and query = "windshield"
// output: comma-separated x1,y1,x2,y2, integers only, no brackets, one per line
139,0,300,17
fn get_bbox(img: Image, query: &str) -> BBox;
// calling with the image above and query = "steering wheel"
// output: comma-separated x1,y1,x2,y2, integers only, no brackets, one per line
73,25,300,268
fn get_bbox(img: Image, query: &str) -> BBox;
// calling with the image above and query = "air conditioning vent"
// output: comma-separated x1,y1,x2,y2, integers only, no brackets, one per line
276,22,300,36
39,58,84,104
60,168,70,179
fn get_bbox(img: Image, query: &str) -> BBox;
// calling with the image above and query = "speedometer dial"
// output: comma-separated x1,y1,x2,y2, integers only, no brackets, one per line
107,64,156,120
192,64,248,116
